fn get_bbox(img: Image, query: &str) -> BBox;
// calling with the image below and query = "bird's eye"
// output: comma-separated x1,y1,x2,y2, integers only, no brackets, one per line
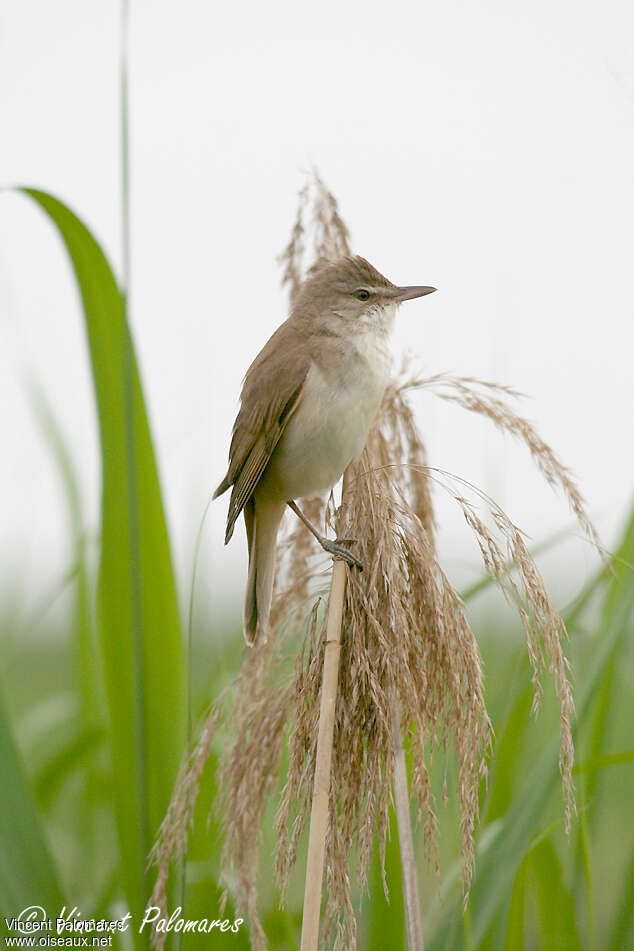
354,288,371,301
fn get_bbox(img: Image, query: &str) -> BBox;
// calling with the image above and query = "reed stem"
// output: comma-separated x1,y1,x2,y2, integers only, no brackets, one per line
300,474,351,951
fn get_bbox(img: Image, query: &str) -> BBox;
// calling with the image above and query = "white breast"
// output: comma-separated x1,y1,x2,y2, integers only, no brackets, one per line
260,320,393,501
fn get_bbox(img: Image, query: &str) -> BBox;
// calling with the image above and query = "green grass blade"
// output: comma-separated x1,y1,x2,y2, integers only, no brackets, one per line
482,681,532,824
34,723,105,807
474,574,632,947
26,379,100,720
573,500,634,936
578,813,595,951
0,687,65,926
529,838,583,950
607,845,634,951
362,816,406,951
572,749,634,775
16,188,186,939
503,857,527,951
430,501,634,950
580,502,634,818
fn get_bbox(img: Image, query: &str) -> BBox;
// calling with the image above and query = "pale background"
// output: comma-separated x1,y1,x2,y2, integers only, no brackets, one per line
1,0,633,628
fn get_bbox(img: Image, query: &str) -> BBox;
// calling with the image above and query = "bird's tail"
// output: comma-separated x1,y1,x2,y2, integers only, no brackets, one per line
243,496,285,646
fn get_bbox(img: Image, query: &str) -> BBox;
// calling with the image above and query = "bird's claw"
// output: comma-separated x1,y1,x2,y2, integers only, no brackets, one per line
320,537,363,570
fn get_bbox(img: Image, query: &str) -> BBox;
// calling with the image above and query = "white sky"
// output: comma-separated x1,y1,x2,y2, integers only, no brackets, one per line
1,0,633,626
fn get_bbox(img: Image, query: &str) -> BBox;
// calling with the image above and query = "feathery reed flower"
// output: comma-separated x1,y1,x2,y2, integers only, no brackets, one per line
150,173,599,951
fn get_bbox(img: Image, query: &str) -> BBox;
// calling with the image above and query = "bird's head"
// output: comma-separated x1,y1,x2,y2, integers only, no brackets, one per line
292,255,436,335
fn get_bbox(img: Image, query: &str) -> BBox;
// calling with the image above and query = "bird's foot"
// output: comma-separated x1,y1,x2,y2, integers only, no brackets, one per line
319,536,363,570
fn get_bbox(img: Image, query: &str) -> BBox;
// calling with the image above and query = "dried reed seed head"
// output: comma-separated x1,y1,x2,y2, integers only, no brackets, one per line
249,379,492,950
201,361,590,948
413,373,602,556
150,173,598,951
311,170,351,262
148,704,223,950
277,181,308,308
278,170,351,308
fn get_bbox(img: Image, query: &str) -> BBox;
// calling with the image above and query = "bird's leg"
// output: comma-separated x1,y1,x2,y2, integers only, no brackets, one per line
286,500,363,570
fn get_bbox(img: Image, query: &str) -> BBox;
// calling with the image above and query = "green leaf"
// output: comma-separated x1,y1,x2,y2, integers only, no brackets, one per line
528,838,583,950
607,844,634,951
483,681,532,824
572,749,634,775
430,499,634,951
504,857,527,951
363,814,406,951
0,687,65,927
26,379,101,722
580,503,634,816
34,722,105,808
578,812,595,951
17,188,186,940
573,501,634,942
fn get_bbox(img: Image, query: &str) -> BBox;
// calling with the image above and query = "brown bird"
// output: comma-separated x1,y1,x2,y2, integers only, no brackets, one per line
214,255,435,644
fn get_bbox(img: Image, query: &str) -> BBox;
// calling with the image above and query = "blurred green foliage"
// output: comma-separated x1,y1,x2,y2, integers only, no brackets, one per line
1,498,632,950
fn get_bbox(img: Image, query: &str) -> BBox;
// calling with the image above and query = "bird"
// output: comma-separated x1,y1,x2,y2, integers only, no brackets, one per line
214,255,435,645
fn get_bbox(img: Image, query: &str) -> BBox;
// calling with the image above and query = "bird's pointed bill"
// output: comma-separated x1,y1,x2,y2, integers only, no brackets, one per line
391,285,437,302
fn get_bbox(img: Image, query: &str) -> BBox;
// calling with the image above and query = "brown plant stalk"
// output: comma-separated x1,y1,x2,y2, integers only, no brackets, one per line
300,516,349,951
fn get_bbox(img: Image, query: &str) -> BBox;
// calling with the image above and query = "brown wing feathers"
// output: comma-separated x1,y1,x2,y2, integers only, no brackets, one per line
213,323,310,543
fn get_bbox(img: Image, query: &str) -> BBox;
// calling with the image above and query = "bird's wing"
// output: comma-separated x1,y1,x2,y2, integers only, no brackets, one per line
213,323,311,543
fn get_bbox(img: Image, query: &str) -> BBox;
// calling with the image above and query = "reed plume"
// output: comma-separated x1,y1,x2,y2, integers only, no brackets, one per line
149,172,599,950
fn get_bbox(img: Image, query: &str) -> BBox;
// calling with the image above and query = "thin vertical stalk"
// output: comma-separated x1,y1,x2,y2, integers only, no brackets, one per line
300,472,351,951
120,0,149,906
121,0,131,300
392,705,424,951
300,560,346,951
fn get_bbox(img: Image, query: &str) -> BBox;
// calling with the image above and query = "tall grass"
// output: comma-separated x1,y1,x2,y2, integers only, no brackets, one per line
0,190,185,950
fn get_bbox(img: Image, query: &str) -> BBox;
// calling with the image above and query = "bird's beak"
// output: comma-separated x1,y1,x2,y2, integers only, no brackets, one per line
391,285,437,302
